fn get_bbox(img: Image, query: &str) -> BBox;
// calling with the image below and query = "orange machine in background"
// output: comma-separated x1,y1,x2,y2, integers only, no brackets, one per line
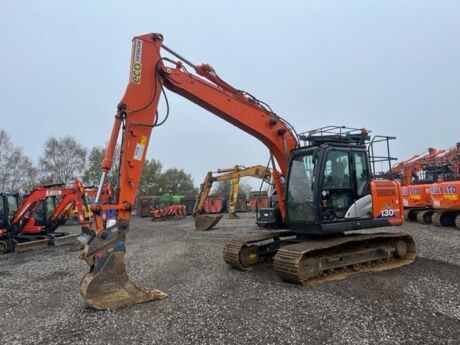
203,196,226,214
430,181,460,228
395,143,460,226
401,184,433,223
248,191,269,212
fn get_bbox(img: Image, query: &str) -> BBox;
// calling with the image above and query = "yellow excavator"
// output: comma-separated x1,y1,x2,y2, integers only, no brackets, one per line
193,165,272,230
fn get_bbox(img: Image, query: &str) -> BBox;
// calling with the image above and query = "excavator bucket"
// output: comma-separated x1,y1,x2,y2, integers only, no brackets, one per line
80,250,167,310
194,214,223,231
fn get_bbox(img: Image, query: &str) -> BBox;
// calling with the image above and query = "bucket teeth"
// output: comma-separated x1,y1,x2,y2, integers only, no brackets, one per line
80,250,167,310
194,214,223,231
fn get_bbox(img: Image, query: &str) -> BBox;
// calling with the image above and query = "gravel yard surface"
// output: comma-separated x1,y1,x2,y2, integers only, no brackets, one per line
0,214,459,345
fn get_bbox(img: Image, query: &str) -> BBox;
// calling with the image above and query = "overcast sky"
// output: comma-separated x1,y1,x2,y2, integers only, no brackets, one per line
1,1,459,188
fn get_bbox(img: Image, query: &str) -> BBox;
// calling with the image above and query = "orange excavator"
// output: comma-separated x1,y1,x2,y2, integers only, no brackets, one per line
394,148,441,224
0,180,96,253
426,144,460,228
397,144,460,225
392,148,442,186
79,33,415,310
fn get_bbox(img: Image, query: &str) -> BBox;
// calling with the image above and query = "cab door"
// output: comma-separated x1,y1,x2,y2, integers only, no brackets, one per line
320,149,354,220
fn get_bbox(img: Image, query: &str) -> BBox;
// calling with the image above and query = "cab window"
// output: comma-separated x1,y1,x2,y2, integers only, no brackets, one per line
287,153,316,223
323,150,351,189
7,195,18,217
353,152,370,196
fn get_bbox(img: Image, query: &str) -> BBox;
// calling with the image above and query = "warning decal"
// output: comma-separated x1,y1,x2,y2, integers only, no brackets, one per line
133,135,147,161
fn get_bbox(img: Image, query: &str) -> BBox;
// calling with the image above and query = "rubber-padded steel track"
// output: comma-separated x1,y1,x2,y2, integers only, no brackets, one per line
223,230,294,270
432,211,458,227
432,211,443,226
404,210,417,222
416,210,434,224
273,232,416,284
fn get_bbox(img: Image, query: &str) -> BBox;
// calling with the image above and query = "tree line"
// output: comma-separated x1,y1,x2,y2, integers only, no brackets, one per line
0,129,198,196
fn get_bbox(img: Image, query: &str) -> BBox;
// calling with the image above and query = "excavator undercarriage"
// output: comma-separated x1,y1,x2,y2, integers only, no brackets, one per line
224,231,415,283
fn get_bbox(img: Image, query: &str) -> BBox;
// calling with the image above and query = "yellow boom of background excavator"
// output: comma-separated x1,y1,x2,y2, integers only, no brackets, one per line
193,165,272,231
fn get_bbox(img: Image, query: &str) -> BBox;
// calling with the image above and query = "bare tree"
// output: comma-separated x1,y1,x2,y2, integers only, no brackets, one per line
0,129,37,191
39,136,86,184
6,154,37,192
83,145,121,187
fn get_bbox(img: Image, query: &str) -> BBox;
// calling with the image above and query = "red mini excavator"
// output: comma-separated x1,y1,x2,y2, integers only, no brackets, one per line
79,33,416,310
0,180,95,253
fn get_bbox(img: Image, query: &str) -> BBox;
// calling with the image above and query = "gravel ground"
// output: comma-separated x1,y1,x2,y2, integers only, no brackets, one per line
0,214,459,345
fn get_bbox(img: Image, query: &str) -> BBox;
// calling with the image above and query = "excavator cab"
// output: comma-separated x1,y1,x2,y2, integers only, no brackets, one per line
286,127,403,234
0,193,19,253
287,145,369,231
19,196,59,233
0,193,19,230
32,197,58,227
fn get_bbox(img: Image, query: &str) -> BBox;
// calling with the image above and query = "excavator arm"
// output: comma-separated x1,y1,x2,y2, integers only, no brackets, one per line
80,33,298,309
